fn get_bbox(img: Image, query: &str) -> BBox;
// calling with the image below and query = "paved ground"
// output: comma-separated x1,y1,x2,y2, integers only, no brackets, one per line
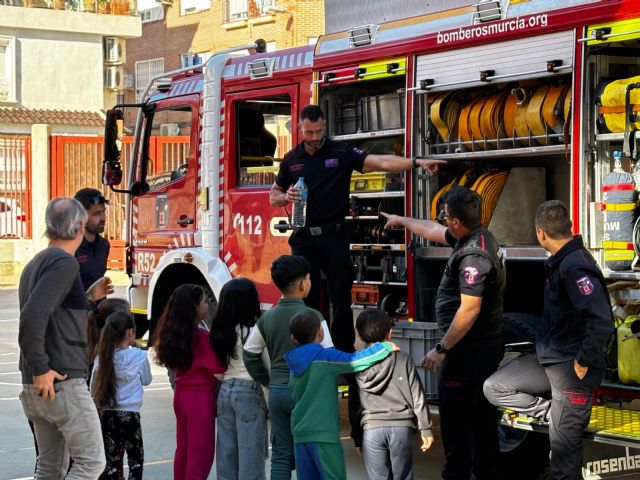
0,286,445,479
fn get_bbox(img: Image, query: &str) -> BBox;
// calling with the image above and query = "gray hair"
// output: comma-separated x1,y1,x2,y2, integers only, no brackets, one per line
45,198,88,240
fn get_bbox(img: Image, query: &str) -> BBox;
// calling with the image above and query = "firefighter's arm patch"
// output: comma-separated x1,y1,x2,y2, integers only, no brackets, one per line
463,266,479,285
575,276,595,296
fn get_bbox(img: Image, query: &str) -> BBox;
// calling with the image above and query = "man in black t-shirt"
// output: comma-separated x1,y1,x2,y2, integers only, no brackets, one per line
270,104,444,352
73,188,111,289
382,186,505,480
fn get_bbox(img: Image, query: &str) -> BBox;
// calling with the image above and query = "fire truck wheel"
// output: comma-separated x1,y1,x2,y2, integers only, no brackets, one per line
202,284,217,330
502,312,539,345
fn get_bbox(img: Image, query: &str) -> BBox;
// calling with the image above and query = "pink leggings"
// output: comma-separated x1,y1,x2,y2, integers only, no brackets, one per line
173,388,216,480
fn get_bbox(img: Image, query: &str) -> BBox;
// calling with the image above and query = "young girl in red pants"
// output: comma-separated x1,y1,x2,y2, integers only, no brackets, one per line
153,284,224,480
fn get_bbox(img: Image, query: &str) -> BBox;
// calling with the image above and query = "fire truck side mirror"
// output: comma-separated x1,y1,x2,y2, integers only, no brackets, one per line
103,109,124,187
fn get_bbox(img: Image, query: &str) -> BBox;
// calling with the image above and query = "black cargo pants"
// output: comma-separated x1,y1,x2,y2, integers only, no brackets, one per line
438,340,504,480
289,228,355,351
484,355,605,480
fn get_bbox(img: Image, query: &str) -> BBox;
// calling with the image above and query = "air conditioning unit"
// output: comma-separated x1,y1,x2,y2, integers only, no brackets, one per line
105,66,124,91
160,123,180,136
123,74,135,90
104,37,125,64
155,0,172,5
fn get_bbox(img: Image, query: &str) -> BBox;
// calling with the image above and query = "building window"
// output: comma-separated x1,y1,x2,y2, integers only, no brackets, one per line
135,58,165,102
181,0,210,15
0,35,16,103
256,0,276,15
227,0,247,21
225,0,276,22
308,36,318,45
141,6,164,23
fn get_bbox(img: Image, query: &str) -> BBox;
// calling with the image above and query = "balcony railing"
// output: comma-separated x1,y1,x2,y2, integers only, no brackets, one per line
224,0,277,23
0,0,137,15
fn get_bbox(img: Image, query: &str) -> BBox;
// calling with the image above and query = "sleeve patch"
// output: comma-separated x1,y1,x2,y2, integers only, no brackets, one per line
463,266,479,285
576,276,595,296
352,147,364,155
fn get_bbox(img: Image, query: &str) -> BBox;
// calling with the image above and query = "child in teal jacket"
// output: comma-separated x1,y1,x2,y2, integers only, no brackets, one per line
284,310,395,480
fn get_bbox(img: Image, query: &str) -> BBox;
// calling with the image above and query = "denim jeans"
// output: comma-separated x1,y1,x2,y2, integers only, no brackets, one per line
216,378,268,480
20,378,106,480
362,426,414,480
268,383,296,480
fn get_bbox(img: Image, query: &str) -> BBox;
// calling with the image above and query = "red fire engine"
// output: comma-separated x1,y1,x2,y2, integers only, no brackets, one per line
103,0,640,476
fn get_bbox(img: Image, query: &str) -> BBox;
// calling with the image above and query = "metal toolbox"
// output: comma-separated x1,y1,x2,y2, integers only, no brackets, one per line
361,92,405,131
351,284,380,306
335,102,361,135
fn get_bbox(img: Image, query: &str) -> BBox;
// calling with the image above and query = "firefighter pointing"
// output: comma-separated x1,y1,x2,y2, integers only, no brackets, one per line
270,104,444,352
382,186,505,480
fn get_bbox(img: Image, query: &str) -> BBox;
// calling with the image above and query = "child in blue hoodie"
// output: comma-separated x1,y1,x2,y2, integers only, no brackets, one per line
91,311,152,479
284,310,395,480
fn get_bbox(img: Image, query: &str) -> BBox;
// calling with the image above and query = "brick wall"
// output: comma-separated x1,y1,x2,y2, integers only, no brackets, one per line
124,0,324,102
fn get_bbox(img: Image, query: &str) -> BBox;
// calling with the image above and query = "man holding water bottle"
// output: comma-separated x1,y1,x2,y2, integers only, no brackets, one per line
269,104,444,352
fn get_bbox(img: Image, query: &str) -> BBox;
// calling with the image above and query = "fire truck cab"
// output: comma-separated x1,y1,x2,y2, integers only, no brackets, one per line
104,42,315,331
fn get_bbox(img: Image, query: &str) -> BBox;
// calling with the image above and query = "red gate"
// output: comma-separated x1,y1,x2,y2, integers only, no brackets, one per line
0,135,32,239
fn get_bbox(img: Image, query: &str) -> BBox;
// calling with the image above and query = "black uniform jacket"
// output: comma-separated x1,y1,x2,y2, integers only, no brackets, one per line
537,235,614,369
75,234,110,290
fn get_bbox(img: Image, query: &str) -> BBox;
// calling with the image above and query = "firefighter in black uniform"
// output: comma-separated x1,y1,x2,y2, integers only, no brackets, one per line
382,186,505,480
74,188,111,290
270,104,444,351
484,200,614,480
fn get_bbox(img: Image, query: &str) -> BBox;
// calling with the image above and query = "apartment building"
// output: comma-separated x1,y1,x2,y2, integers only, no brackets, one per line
124,0,325,104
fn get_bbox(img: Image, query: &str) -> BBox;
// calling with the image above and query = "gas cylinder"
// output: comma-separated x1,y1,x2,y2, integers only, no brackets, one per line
617,317,640,384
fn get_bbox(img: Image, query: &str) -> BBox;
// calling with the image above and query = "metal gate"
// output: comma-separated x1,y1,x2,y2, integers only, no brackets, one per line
0,135,31,239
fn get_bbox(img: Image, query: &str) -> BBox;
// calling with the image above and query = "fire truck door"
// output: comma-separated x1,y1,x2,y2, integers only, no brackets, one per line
222,85,299,305
130,99,198,276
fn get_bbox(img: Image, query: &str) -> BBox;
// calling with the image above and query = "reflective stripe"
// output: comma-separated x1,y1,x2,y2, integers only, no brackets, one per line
603,250,635,261
602,183,635,192
602,241,634,250
602,203,636,211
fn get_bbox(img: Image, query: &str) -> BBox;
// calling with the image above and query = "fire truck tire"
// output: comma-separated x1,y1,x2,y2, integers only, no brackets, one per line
202,284,217,330
496,428,551,480
502,312,539,345
133,313,148,341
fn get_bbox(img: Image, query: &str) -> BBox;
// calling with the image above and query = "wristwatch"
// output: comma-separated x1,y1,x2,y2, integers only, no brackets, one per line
412,157,419,168
435,342,449,354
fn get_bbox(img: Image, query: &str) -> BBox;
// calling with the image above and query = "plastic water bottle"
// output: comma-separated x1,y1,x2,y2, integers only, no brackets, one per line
292,177,308,228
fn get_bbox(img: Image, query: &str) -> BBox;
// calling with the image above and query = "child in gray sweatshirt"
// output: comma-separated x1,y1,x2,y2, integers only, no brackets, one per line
353,309,433,480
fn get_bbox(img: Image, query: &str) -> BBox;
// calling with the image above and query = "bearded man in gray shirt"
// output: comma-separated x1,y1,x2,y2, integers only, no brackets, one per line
19,197,113,479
